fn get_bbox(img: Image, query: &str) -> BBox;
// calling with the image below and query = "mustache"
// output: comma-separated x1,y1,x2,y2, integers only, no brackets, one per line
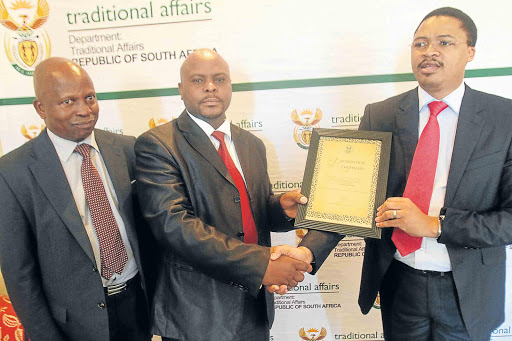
418,58,444,68
201,96,221,101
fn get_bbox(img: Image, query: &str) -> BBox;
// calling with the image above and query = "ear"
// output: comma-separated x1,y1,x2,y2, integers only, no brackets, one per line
178,82,184,100
467,46,475,62
33,99,46,120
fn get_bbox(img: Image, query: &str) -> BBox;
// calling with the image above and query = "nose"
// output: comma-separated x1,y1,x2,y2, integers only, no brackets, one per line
205,80,217,93
423,42,440,56
76,100,93,116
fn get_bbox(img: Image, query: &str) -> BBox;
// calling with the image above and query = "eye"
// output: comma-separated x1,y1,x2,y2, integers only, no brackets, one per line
439,40,452,46
413,41,427,48
62,99,74,105
85,95,96,102
215,77,225,83
192,78,202,83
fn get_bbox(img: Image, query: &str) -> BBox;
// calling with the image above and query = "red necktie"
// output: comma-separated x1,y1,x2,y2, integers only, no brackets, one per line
75,144,128,279
392,101,448,256
211,131,258,244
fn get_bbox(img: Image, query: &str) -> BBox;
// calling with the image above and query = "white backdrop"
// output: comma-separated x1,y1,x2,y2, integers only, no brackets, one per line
1,0,511,339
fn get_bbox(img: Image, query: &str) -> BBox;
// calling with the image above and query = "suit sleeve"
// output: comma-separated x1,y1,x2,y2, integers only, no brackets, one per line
439,138,512,248
359,104,371,130
266,193,293,232
299,230,343,274
135,131,270,297
0,174,66,341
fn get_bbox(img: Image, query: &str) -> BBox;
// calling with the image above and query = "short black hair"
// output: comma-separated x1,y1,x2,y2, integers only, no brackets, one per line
416,7,477,47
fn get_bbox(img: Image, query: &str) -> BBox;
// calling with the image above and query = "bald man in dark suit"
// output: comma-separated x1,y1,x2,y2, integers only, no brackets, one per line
135,49,312,341
0,58,150,341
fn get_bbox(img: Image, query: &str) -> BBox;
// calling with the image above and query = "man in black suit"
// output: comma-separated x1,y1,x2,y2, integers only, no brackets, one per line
287,7,512,341
135,48,312,341
0,58,150,340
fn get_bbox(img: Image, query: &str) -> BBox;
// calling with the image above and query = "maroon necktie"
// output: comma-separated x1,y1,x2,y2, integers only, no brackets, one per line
75,144,128,279
211,131,258,244
392,101,448,256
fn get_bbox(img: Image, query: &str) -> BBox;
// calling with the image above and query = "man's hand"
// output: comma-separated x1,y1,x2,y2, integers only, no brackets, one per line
266,284,289,295
270,245,313,263
375,197,438,238
262,255,312,290
280,190,308,218
265,245,314,295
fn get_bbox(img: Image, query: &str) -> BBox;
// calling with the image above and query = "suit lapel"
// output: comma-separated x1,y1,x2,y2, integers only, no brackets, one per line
396,89,420,180
95,130,141,256
444,86,486,205
28,130,95,263
95,130,131,213
231,125,254,198
177,111,236,186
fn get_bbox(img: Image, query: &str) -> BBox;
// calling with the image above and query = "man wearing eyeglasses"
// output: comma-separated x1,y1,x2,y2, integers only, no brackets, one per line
295,6,512,341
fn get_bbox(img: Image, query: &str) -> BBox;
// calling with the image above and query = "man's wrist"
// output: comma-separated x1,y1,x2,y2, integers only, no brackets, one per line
437,214,445,239
298,246,314,264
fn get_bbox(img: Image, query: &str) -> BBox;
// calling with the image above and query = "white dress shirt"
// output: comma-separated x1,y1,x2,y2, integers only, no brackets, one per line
187,111,247,183
47,129,138,286
395,82,465,272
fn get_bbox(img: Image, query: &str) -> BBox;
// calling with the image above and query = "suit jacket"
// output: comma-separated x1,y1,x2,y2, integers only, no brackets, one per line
0,129,148,341
301,85,512,341
135,112,293,340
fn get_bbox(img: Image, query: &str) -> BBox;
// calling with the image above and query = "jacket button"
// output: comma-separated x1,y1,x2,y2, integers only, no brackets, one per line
98,302,106,309
234,196,240,203
92,266,98,272
237,232,244,237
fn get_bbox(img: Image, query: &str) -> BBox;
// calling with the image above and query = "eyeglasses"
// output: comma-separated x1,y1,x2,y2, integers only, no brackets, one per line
411,39,463,52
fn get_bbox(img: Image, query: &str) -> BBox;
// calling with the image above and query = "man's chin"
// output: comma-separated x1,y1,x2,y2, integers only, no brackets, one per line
69,127,95,142
198,110,225,120
417,75,442,90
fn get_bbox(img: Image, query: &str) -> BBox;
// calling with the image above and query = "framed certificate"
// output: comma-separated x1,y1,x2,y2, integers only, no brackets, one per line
295,129,391,239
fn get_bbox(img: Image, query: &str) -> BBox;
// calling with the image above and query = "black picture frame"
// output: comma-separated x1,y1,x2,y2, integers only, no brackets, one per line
295,128,392,239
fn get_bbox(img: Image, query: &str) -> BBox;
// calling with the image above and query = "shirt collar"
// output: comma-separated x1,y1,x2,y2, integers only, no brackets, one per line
47,129,99,162
186,110,232,139
418,82,465,115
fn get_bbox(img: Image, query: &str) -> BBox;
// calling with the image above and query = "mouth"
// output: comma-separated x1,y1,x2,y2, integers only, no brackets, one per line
73,120,95,129
419,59,443,74
201,97,222,106
202,96,220,102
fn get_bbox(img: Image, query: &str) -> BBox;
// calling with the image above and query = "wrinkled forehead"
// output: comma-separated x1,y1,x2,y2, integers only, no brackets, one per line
37,65,94,101
35,61,89,93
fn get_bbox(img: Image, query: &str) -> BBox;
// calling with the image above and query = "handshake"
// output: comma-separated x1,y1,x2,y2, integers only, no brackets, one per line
262,244,313,295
